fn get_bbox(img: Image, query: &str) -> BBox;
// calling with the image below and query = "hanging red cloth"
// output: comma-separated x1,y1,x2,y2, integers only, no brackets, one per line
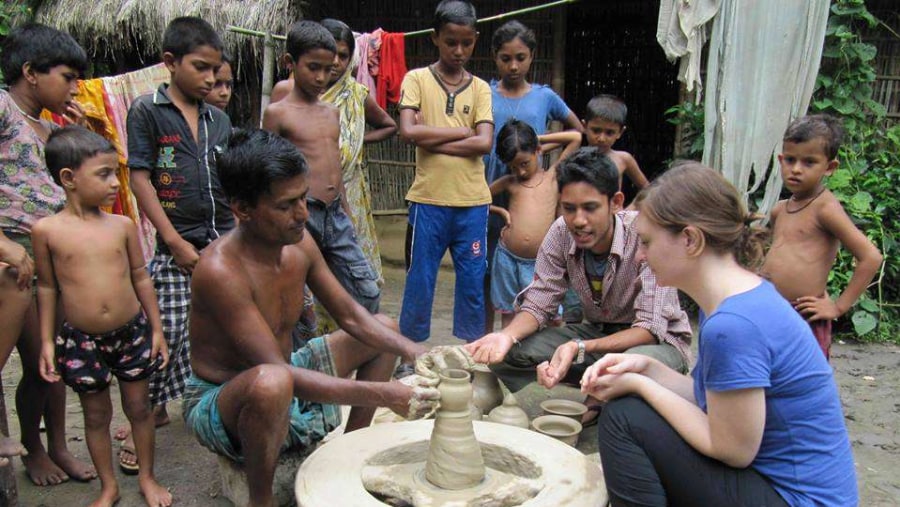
377,32,408,108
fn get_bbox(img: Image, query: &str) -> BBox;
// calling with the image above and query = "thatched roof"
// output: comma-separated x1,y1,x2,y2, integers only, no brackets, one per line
33,0,305,66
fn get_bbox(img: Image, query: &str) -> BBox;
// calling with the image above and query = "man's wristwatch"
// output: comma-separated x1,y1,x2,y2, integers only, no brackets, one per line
572,339,586,365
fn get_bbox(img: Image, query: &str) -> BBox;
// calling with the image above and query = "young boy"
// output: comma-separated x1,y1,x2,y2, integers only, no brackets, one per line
761,114,883,359
33,126,172,507
396,0,494,363
582,94,650,192
489,120,581,327
125,16,234,471
262,20,381,314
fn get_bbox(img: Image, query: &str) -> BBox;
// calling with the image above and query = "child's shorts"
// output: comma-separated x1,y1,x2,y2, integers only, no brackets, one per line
56,312,159,394
491,242,537,313
810,319,832,360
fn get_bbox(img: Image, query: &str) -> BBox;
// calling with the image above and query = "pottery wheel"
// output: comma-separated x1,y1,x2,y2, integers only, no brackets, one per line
295,420,607,506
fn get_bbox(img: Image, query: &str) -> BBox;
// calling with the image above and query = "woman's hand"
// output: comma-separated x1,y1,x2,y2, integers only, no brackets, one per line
580,353,653,388
581,371,648,402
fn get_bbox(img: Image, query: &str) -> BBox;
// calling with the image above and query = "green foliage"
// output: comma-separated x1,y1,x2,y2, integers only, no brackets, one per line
0,2,33,84
811,0,899,343
665,101,705,161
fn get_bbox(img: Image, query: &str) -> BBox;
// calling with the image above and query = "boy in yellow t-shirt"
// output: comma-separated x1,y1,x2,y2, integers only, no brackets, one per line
396,0,493,365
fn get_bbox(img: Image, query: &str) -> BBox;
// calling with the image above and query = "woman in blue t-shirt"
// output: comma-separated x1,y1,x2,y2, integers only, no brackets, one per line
484,20,582,331
581,162,857,506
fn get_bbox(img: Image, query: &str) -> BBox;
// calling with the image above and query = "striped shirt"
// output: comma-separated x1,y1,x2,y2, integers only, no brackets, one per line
518,211,693,364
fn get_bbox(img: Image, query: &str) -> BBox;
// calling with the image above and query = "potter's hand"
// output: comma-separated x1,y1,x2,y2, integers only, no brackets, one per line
464,332,516,365
537,341,577,389
415,346,474,385
395,375,441,420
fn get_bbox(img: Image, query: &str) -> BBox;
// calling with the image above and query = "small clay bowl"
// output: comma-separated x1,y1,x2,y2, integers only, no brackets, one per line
531,415,583,447
540,399,588,422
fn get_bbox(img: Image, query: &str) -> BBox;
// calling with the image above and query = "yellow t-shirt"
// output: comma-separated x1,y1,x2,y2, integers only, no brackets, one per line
399,67,493,206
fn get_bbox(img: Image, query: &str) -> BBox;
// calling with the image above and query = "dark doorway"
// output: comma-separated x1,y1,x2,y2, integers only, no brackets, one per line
565,0,680,197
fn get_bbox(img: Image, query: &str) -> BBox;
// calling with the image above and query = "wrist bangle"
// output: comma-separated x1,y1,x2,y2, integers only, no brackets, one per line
505,333,519,346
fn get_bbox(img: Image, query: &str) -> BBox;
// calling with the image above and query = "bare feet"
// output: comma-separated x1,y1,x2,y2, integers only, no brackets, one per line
88,484,120,507
0,436,27,459
113,408,169,442
22,450,69,485
153,405,171,428
50,447,97,482
140,477,173,507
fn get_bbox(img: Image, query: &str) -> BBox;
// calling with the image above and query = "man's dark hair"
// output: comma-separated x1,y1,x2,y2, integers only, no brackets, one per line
556,147,620,198
433,0,477,32
45,126,117,186
584,94,628,126
496,119,539,164
285,20,336,62
217,129,309,206
1,23,87,86
783,114,845,160
491,20,536,54
321,18,355,56
162,16,223,59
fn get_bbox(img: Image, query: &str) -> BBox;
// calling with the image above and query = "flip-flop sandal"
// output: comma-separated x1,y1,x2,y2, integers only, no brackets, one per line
118,445,139,475
581,404,604,428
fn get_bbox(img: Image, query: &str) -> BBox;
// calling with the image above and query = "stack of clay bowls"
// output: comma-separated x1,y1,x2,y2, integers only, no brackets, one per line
531,399,587,447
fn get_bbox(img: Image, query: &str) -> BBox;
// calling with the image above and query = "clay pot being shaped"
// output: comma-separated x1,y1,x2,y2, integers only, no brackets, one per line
425,369,486,490
471,363,504,413
532,415,583,447
487,393,530,429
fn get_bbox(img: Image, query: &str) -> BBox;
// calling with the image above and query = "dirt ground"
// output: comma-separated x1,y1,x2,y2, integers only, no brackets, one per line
2,217,899,506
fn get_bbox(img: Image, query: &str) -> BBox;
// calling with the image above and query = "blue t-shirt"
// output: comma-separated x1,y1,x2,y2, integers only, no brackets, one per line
484,81,571,184
693,281,857,506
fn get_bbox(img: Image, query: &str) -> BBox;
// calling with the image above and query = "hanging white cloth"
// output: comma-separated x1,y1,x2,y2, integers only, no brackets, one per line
656,0,720,94
701,0,830,215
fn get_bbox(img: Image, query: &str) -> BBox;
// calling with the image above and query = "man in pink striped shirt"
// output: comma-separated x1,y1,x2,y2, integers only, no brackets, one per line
466,148,692,395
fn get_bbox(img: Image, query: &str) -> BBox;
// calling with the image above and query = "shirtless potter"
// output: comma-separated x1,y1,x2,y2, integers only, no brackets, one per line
184,129,439,507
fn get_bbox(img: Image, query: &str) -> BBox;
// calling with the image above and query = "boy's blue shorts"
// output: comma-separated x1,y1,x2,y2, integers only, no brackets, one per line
490,242,536,313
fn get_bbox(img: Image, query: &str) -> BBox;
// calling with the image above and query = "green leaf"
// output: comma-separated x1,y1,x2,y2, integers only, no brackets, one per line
852,310,878,336
858,298,880,313
850,43,878,62
828,169,853,190
849,191,873,213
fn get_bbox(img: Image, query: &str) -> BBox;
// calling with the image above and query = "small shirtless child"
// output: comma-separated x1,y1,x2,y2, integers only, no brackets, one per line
761,114,882,359
263,20,381,313
32,126,172,507
582,94,650,194
489,120,581,327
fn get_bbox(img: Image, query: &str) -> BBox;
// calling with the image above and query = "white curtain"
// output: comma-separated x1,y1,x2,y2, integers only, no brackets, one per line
701,0,830,214
657,0,721,94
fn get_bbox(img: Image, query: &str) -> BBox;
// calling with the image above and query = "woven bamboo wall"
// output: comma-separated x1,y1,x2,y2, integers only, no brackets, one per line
865,0,899,127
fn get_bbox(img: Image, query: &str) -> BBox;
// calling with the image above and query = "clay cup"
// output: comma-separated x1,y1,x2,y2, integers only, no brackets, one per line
531,415,583,447
540,399,588,422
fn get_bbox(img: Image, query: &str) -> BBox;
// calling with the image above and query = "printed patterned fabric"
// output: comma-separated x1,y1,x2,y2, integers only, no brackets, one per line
0,89,66,236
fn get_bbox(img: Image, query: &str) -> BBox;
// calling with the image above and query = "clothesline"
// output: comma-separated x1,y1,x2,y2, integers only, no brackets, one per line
225,0,578,41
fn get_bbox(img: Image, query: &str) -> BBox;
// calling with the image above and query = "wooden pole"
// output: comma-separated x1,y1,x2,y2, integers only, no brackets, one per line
0,383,19,507
260,32,276,126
